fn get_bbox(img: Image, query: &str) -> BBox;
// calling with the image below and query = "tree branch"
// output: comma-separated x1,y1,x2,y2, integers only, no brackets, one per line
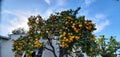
44,47,53,52
46,35,57,57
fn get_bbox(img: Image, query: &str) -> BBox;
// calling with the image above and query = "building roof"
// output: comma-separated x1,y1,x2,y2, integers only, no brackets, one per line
0,35,10,40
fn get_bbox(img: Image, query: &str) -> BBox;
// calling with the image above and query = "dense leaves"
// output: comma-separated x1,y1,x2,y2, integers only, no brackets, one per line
96,35,120,57
12,7,97,57
12,28,26,34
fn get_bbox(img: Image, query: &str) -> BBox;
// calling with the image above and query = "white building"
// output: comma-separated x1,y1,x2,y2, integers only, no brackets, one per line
0,34,25,57
0,35,10,57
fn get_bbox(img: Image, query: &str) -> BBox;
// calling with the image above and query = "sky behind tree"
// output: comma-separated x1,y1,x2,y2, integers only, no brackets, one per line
0,0,120,41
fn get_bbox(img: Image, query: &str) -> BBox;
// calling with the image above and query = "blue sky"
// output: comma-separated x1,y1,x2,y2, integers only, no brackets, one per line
0,0,120,41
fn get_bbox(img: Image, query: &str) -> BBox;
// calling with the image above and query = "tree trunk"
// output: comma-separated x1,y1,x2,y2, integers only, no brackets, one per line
59,47,67,57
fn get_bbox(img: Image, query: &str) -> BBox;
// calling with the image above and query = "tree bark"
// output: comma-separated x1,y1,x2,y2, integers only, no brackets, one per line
59,47,67,57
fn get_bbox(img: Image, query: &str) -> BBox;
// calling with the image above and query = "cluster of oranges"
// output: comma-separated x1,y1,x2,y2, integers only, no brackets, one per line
72,23,79,33
60,16,82,48
34,39,42,48
59,15,96,54
65,16,73,24
90,35,95,41
14,44,22,51
13,37,24,56
84,21,93,31
60,32,80,48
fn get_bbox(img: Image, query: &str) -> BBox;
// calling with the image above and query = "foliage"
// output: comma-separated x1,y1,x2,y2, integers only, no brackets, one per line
12,28,26,34
12,7,97,57
96,35,120,57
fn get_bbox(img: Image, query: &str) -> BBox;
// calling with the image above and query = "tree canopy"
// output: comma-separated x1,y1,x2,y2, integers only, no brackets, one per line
12,7,98,57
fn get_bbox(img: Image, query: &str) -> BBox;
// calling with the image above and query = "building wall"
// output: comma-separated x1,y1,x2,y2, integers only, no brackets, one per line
1,34,25,57
0,39,2,57
1,39,14,57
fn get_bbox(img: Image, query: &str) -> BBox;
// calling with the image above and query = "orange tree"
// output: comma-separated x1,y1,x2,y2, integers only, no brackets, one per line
12,7,97,57
96,35,120,57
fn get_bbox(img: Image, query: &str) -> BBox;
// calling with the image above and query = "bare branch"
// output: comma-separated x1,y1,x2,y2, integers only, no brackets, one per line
44,47,53,52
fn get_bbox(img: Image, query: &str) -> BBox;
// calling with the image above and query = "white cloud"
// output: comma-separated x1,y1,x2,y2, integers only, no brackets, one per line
95,14,105,19
0,10,40,35
44,0,66,6
94,14,109,33
42,8,53,19
44,0,51,5
56,0,65,6
82,0,95,7
95,20,109,33
0,25,8,35
85,0,94,5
